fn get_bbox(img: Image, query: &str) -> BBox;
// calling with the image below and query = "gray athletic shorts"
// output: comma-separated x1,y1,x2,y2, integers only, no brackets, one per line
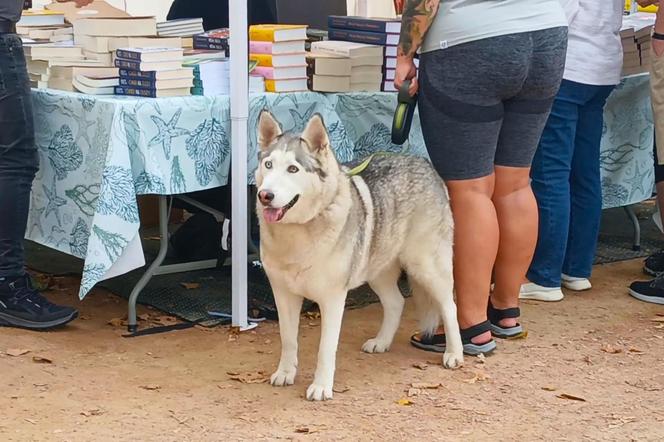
418,27,568,180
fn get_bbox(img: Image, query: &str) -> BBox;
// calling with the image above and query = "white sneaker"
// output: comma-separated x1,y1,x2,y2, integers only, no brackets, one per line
561,274,592,291
519,282,564,302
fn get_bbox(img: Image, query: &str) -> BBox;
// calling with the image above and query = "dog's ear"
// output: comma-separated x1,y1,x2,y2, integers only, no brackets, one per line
301,114,330,152
257,110,282,151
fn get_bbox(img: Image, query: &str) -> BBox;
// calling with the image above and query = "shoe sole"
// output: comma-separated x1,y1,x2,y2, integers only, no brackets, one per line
519,292,564,302
0,311,78,330
628,289,664,305
410,338,497,356
561,282,592,291
490,323,524,339
643,266,661,277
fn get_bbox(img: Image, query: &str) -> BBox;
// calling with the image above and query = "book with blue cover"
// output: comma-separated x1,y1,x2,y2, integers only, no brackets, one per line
328,28,399,46
328,16,401,34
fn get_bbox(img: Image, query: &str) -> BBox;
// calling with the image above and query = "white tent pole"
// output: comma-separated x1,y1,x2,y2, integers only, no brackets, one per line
229,0,249,329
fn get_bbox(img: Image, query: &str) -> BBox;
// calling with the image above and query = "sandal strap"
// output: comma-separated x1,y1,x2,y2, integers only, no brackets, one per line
460,320,492,343
487,302,520,324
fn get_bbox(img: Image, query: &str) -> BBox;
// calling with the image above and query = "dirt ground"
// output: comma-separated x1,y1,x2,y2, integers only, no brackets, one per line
1,259,664,442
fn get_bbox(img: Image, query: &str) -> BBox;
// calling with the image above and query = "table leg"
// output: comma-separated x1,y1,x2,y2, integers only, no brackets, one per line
127,195,171,333
624,205,641,251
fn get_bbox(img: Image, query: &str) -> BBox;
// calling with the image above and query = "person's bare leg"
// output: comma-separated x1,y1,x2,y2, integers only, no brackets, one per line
491,165,538,327
445,175,498,343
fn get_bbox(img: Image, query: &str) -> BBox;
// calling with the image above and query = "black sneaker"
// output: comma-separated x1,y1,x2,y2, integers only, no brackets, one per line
643,250,664,276
0,275,78,330
629,274,664,305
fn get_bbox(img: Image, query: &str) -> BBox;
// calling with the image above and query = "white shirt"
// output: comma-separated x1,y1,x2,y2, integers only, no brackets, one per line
421,0,568,53
561,0,624,86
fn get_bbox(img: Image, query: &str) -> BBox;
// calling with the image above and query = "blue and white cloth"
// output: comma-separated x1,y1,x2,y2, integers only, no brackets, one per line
27,76,653,298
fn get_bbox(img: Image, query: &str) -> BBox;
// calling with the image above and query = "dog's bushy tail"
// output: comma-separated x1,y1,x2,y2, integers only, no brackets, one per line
409,278,440,337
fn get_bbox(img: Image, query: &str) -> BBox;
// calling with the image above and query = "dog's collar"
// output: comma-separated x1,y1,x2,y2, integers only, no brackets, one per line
346,152,396,177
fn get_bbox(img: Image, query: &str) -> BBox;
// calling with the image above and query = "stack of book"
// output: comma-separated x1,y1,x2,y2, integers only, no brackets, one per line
621,12,656,76
309,40,384,92
187,60,265,96
249,24,308,92
326,15,416,92
73,16,158,67
193,28,229,54
114,47,194,97
157,18,204,48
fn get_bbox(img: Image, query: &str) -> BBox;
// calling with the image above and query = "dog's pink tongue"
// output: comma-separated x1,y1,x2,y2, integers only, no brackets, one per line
263,208,283,223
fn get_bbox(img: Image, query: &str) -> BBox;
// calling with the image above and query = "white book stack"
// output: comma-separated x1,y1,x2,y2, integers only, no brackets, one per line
310,41,385,92
157,18,204,37
621,12,656,77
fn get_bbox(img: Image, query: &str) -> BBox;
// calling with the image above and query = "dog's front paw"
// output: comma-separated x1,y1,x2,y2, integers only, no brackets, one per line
361,338,391,353
270,368,297,387
305,382,333,401
443,351,464,369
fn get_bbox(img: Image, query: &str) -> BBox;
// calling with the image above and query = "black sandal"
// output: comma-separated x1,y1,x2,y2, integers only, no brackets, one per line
487,301,524,338
410,320,497,356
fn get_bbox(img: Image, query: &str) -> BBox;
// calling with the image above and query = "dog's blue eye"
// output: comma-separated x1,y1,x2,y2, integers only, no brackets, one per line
265,161,272,169
288,165,299,173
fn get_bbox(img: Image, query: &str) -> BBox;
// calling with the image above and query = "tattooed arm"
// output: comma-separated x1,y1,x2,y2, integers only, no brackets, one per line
394,0,441,95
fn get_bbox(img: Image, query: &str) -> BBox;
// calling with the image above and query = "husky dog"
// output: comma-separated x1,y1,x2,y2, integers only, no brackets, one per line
255,111,463,401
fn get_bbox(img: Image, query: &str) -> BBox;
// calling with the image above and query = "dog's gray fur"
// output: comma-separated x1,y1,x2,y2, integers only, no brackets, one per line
255,111,463,401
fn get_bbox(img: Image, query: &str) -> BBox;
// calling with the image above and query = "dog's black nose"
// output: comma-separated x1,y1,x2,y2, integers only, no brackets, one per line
259,190,274,205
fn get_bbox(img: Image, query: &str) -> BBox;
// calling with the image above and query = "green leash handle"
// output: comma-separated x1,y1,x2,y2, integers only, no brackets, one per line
391,79,418,145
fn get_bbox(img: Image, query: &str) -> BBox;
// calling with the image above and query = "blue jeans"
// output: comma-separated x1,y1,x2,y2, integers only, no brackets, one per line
0,33,38,278
527,79,614,288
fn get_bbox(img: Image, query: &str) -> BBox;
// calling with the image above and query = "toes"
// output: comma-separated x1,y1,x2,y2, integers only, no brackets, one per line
361,338,390,353
306,383,333,401
443,352,464,369
270,370,296,386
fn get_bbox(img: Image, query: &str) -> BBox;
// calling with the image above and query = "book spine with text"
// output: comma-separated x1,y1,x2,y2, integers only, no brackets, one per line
118,78,158,89
114,86,157,98
115,58,143,71
328,16,391,34
118,69,157,80
328,28,388,46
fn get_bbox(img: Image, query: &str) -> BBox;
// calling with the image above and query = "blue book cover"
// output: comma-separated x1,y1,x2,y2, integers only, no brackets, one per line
328,16,401,34
328,28,399,46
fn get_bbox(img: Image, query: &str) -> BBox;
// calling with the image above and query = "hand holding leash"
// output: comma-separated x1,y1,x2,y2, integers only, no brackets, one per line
391,79,418,145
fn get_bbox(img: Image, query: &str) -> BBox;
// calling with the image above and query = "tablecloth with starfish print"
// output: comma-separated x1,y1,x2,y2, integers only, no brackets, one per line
25,89,429,299
26,77,653,299
600,74,654,209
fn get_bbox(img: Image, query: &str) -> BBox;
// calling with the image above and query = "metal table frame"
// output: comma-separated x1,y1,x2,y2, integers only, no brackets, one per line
126,194,259,333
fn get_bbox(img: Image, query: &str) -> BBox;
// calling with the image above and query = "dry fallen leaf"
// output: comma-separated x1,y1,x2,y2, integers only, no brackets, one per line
557,393,586,402
6,349,30,357
650,317,664,323
411,382,441,389
601,344,622,354
397,398,414,406
295,427,310,434
303,311,320,320
464,371,490,384
583,355,593,365
541,386,557,392
228,371,269,384
107,318,126,327
412,362,429,370
153,316,178,326
180,282,200,290
24,418,36,425
407,388,421,397
505,330,528,340
139,384,161,391
32,356,52,364
333,386,350,393
80,409,104,417
628,347,644,354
